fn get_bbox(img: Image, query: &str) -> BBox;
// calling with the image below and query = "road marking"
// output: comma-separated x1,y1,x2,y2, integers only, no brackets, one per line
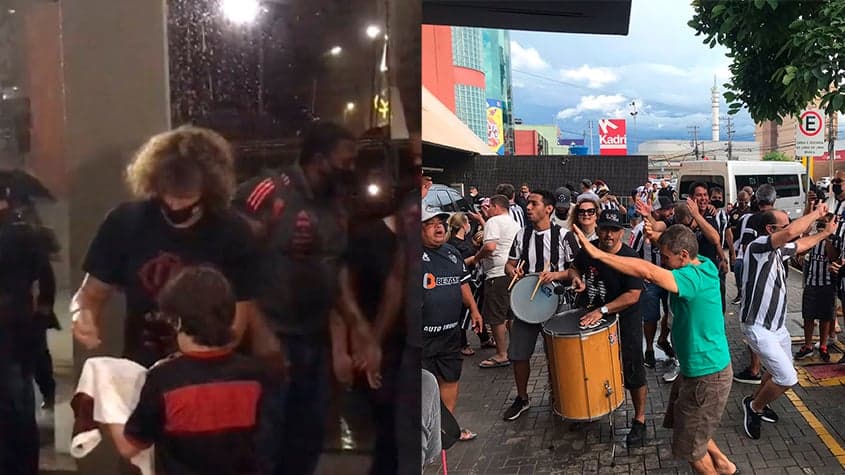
784,389,845,468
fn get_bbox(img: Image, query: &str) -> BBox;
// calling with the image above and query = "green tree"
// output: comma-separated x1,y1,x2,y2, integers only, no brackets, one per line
762,151,792,161
688,0,845,123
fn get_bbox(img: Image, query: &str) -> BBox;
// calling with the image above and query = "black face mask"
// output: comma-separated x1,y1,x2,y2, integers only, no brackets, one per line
710,199,724,209
834,183,843,196
160,201,201,225
555,208,569,220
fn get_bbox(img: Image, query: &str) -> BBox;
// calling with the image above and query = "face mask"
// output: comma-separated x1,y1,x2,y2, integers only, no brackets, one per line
710,200,724,209
555,209,569,220
834,184,843,196
161,200,201,225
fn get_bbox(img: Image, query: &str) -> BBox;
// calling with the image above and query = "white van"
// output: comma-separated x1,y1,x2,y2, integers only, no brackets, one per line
676,161,807,220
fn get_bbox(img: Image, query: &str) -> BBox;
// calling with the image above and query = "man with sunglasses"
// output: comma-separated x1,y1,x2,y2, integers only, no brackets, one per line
740,205,836,440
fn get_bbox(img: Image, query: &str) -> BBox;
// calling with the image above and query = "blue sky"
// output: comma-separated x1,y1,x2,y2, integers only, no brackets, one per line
508,0,756,153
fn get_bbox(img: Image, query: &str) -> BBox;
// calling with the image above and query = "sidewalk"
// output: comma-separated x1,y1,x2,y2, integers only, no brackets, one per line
426,268,845,474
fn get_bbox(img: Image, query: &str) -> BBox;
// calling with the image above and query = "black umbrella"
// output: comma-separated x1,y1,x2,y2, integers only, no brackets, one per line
0,169,55,202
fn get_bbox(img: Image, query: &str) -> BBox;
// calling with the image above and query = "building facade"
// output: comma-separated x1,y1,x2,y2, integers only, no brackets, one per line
481,29,514,155
515,124,567,155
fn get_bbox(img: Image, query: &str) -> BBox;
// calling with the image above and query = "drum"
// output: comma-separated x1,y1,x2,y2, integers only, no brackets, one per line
509,273,562,324
542,309,624,421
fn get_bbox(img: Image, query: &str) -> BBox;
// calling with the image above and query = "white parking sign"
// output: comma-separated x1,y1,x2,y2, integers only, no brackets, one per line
795,109,826,156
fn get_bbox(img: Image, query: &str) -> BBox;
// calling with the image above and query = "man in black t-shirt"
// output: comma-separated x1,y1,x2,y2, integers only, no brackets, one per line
572,209,647,446
0,195,53,475
422,206,482,442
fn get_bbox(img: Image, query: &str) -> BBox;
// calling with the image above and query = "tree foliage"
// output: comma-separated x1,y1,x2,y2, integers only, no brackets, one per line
762,151,792,161
688,0,845,124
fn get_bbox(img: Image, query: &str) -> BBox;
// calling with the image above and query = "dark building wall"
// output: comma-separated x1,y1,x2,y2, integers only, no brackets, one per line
426,154,648,197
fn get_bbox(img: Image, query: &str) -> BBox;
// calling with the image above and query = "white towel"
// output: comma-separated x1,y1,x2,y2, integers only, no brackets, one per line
69,357,153,475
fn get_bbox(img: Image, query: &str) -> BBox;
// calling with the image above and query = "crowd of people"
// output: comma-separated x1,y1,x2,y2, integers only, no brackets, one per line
1,123,420,475
422,174,845,474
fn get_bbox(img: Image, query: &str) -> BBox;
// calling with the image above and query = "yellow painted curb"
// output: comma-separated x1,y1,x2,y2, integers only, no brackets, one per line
784,389,845,469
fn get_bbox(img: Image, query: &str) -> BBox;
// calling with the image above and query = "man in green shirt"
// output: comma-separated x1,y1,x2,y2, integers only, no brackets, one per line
571,223,736,475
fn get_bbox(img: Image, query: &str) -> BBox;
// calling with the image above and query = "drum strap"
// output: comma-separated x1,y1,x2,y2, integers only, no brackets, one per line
519,224,561,272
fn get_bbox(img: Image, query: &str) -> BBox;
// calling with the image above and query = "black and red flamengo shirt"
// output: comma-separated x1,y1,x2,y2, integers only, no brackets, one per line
234,167,348,336
124,350,267,475
421,243,470,334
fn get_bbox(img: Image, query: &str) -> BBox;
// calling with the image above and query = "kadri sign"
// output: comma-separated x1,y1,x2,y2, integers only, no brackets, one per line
598,119,627,155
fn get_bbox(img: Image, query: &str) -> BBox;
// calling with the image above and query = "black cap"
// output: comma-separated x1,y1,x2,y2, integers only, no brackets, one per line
598,208,624,229
554,187,572,209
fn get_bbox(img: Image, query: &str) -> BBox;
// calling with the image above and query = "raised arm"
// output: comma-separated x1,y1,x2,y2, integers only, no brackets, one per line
770,204,828,251
571,225,679,294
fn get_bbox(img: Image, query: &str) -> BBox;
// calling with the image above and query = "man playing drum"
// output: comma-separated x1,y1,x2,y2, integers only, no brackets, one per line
570,209,647,446
571,223,737,475
502,190,581,421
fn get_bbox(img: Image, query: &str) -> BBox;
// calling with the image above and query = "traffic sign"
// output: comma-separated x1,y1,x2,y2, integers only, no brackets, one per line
795,109,826,156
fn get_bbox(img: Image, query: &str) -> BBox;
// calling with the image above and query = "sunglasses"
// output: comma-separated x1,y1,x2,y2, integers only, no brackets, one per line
577,208,597,216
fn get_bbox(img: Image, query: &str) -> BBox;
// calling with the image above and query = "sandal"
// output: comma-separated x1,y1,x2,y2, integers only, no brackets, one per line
478,357,510,368
459,428,477,441
461,346,475,356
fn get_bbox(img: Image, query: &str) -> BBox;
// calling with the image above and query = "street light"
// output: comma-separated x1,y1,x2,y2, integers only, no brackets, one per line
366,25,381,39
221,0,261,25
346,102,355,111
329,46,342,56
343,102,356,124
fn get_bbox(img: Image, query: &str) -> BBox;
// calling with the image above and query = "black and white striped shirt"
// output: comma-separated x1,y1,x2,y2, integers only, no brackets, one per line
805,241,834,287
508,224,576,273
601,201,619,212
713,209,729,248
509,203,526,228
629,221,661,266
740,235,798,330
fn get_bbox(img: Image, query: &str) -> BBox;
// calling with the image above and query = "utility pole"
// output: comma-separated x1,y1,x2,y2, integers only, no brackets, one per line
687,125,700,160
829,111,837,178
589,120,595,154
629,101,638,154
721,115,735,160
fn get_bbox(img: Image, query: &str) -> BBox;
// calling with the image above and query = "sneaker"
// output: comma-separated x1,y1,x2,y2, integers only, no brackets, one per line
644,350,656,368
820,346,831,363
733,367,762,384
503,396,530,421
760,404,779,424
663,361,680,383
742,396,762,439
794,346,814,360
731,295,742,305
626,420,646,446
656,340,676,359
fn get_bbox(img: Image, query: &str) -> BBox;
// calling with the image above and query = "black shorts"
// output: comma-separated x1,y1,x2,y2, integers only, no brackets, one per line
803,285,836,321
422,328,463,383
618,312,646,390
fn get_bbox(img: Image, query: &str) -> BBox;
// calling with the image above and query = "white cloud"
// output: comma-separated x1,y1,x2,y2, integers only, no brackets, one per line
557,94,627,119
510,41,550,72
560,65,619,89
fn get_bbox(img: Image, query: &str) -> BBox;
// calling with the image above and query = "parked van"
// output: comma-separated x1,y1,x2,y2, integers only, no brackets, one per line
676,161,807,220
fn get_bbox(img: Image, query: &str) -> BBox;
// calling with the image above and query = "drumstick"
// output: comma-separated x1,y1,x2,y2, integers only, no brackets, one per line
530,261,550,301
507,260,524,291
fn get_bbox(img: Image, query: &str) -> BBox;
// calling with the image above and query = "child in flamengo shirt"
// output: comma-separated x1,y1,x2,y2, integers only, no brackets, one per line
106,266,268,475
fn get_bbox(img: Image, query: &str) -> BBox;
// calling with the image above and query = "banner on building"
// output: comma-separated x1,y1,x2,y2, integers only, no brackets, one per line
486,99,505,155
598,119,627,155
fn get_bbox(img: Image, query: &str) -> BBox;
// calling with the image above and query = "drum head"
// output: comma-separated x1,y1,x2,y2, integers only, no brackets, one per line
543,309,617,335
509,274,559,324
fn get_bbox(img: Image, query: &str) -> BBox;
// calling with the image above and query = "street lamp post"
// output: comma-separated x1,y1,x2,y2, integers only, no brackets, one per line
343,102,355,124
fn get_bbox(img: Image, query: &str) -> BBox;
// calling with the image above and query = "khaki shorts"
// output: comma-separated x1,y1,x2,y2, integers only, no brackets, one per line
482,276,511,326
662,363,732,462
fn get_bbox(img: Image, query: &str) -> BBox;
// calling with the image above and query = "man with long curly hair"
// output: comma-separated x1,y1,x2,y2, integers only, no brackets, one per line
71,126,269,369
